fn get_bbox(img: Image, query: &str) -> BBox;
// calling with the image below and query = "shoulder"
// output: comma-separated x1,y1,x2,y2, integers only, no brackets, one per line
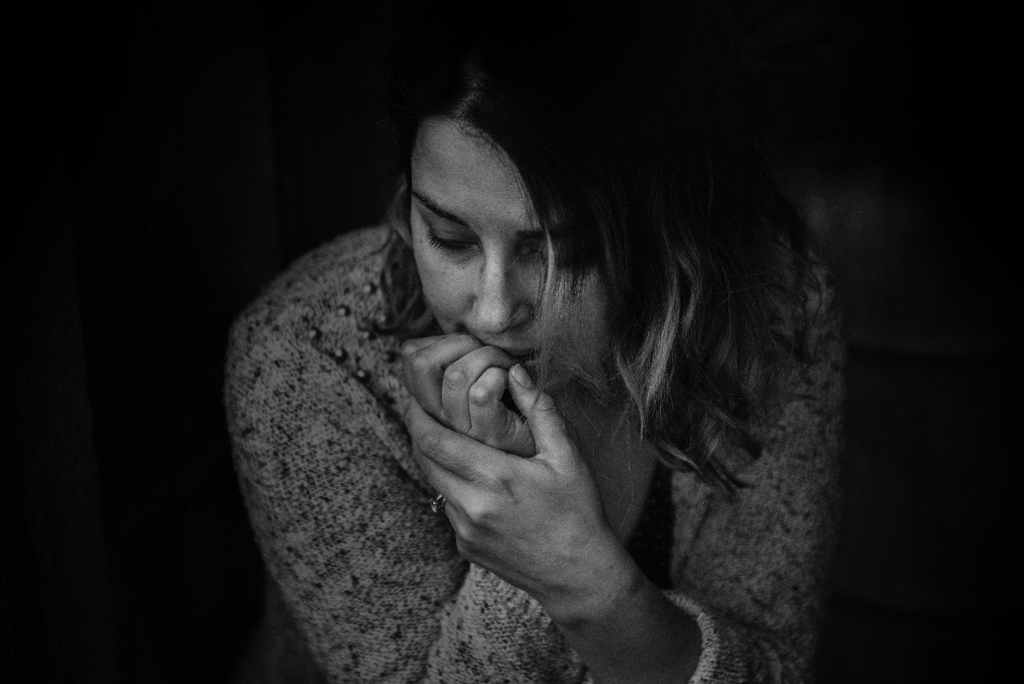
225,224,407,433
710,255,845,482
731,254,844,489
245,224,391,324
228,224,390,356
801,255,841,353
786,255,844,408
764,251,844,406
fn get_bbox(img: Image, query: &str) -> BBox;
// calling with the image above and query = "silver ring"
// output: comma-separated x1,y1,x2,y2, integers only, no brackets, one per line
430,494,446,515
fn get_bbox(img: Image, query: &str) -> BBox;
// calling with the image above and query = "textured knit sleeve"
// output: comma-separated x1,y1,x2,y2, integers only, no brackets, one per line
225,227,468,683
664,265,845,683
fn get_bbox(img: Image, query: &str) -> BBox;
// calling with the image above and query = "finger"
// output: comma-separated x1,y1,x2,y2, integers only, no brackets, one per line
403,394,510,482
403,396,472,494
402,399,502,538
398,334,451,357
401,334,476,395
407,438,469,523
401,334,481,421
468,368,537,457
442,346,518,432
508,364,576,458
410,442,462,501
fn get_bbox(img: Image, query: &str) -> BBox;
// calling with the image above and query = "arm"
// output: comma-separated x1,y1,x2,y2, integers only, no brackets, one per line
541,533,705,684
402,274,843,683
663,287,845,683
224,242,469,682
403,365,704,683
571,278,845,684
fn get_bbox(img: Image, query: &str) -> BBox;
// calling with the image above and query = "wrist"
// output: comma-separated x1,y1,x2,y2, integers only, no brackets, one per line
538,532,644,628
541,545,703,684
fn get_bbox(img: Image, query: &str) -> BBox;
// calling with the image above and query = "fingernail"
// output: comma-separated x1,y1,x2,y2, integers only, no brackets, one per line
511,364,535,388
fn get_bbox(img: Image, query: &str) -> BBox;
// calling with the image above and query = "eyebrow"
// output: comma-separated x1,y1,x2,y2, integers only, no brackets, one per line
411,188,545,239
411,189,468,226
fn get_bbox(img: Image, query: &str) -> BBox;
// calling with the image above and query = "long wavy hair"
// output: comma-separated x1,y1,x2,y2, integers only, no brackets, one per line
375,0,819,491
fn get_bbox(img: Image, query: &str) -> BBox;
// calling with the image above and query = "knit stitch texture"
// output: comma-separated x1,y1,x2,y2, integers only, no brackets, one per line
225,225,845,683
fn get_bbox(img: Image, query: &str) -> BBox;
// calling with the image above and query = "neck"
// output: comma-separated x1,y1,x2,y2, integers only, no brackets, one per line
556,388,658,543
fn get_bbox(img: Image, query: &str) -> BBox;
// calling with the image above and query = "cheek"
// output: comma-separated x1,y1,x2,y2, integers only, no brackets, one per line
412,242,466,332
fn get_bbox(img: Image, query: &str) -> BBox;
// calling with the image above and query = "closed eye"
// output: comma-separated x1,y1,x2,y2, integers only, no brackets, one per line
426,228,476,252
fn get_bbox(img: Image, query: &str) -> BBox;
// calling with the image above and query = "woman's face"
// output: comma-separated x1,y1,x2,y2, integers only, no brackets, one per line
409,117,546,360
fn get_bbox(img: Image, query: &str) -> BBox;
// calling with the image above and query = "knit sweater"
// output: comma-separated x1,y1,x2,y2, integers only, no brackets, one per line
225,225,845,683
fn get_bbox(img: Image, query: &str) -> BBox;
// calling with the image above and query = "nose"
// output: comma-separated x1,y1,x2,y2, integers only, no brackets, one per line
470,255,533,336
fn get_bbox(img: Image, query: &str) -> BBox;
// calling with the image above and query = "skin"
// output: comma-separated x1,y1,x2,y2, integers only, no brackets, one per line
401,116,702,683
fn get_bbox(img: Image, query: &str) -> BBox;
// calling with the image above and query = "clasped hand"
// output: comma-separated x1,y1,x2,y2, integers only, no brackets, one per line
400,334,618,608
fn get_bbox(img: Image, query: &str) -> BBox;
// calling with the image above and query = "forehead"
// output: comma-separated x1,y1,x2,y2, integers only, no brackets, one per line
411,117,534,231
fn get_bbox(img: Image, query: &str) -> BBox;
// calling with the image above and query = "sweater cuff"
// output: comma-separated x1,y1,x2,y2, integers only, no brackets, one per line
664,591,721,684
578,591,724,684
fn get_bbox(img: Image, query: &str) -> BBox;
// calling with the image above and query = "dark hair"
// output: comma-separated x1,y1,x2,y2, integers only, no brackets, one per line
377,0,818,491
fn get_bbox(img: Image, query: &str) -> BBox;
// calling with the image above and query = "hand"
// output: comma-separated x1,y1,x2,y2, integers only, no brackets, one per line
402,363,624,616
401,334,536,457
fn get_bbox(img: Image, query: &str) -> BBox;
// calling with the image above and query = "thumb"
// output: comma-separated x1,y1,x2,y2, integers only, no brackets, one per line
508,364,576,458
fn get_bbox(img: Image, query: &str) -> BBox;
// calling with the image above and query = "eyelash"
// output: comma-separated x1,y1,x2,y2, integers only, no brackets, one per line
426,229,474,252
426,227,547,261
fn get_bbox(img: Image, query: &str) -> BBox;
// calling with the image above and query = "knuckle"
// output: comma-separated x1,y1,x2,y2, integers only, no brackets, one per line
443,367,467,390
468,383,493,406
418,430,443,457
460,496,493,525
409,351,432,374
400,340,418,358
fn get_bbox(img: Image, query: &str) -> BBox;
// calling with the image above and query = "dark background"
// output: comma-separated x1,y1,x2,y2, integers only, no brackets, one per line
2,1,1014,682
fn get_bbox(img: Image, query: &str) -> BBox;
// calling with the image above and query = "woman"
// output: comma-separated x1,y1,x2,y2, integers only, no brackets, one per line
226,1,843,682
